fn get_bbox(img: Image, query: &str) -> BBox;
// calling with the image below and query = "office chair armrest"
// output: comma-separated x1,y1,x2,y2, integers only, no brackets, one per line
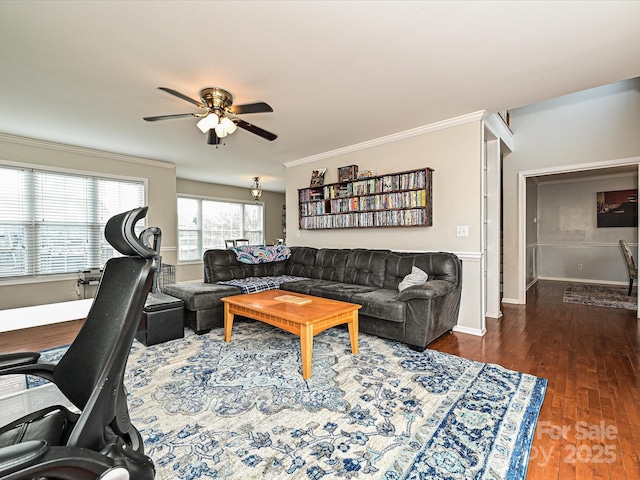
0,441,138,480
0,352,40,370
0,440,49,477
0,352,55,381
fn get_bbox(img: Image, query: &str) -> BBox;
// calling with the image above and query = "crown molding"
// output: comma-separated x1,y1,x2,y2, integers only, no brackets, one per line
284,111,486,168
0,132,176,170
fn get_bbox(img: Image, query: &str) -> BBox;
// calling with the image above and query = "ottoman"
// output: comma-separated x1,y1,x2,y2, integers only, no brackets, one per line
162,282,241,334
136,292,185,346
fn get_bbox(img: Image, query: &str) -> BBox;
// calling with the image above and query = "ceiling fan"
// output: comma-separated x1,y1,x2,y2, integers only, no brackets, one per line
143,87,277,145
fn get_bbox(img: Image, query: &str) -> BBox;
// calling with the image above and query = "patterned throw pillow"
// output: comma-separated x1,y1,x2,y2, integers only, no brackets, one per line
398,266,429,291
232,245,291,264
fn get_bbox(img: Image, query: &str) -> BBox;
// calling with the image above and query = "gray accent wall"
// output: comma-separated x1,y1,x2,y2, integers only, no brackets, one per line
504,78,640,302
534,175,637,284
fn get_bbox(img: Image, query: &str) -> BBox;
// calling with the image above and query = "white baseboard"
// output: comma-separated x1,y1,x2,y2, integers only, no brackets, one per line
452,325,486,337
485,310,503,319
537,276,627,286
501,298,522,305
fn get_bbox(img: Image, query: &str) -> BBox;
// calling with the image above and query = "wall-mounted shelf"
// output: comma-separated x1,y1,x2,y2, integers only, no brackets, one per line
298,167,433,230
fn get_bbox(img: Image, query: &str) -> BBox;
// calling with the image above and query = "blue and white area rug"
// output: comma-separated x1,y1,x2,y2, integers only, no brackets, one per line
118,321,546,480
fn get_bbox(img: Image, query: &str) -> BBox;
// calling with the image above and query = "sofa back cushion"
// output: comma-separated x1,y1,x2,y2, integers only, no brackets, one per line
286,247,318,277
311,249,350,282
203,249,251,282
344,249,389,287
253,261,288,277
203,249,288,282
383,252,461,290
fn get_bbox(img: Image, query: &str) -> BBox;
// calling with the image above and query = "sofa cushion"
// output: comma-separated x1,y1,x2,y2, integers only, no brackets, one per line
163,282,240,311
203,250,253,282
344,249,389,287
252,261,288,277
383,252,459,289
351,289,407,323
309,282,377,303
286,247,318,277
216,275,307,294
279,278,334,295
311,249,350,282
204,248,286,280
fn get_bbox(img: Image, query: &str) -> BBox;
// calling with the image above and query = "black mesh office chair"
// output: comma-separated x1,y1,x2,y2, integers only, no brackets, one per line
0,207,157,480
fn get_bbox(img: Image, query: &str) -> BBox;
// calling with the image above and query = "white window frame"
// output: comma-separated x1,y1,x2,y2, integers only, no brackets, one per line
0,161,146,283
177,194,265,264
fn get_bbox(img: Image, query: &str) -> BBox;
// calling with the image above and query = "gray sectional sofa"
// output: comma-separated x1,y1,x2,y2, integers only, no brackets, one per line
163,246,462,351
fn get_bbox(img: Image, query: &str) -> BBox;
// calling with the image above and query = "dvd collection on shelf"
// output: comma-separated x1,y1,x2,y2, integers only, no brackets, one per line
299,190,427,216
298,167,433,230
300,208,427,229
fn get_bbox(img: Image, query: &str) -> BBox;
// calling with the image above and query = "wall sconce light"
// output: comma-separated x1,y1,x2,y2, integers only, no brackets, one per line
250,177,263,202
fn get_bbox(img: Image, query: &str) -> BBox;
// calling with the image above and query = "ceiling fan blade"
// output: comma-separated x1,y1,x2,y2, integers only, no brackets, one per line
143,113,197,122
229,102,273,115
234,119,278,141
158,87,205,108
207,129,221,145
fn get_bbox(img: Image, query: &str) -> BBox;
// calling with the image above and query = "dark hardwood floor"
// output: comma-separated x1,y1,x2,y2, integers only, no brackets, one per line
1,280,638,479
431,280,640,480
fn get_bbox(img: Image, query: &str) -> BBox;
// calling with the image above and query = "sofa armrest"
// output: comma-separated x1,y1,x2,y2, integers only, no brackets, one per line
401,278,462,351
396,279,455,301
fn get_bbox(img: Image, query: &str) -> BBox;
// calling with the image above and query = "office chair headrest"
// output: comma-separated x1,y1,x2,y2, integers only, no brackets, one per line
104,206,157,258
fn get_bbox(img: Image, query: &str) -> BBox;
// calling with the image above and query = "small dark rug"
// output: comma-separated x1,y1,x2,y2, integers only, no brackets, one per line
563,283,637,310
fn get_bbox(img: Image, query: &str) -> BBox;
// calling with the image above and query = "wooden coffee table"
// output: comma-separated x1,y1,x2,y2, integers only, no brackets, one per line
221,290,361,379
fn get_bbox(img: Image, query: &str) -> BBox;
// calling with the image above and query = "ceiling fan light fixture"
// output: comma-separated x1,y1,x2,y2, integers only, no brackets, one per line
196,113,218,133
220,116,237,134
145,86,277,143
215,123,228,138
250,177,263,202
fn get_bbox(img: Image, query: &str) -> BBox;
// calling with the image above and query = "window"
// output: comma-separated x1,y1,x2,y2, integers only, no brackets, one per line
178,196,264,262
0,165,145,279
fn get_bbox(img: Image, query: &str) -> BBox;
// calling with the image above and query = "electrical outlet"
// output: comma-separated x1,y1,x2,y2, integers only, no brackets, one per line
577,264,583,270
456,226,469,237
296,230,301,238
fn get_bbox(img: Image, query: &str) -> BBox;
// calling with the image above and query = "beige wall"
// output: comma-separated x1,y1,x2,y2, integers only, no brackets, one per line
504,78,640,302
285,118,485,333
176,178,286,282
0,135,286,311
0,135,177,310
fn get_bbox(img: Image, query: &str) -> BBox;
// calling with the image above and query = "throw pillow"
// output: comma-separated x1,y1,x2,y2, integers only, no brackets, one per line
398,266,428,291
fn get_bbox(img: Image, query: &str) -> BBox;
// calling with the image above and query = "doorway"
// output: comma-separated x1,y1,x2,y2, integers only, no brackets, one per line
518,157,640,318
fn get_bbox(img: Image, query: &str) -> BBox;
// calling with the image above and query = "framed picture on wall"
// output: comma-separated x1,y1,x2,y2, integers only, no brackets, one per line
596,189,637,228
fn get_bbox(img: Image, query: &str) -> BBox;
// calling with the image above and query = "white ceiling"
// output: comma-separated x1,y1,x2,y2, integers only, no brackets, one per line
1,1,639,192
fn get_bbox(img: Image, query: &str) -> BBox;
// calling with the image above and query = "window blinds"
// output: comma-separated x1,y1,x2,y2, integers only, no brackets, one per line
0,165,144,279
177,196,264,261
